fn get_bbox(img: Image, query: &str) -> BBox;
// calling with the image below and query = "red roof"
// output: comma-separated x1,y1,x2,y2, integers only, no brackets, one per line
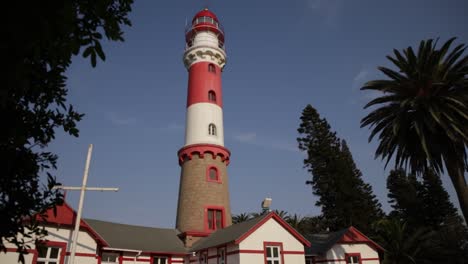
35,202,109,246
339,226,384,252
192,8,219,23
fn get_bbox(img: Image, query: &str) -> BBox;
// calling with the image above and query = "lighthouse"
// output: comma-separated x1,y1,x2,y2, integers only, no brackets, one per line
176,8,232,246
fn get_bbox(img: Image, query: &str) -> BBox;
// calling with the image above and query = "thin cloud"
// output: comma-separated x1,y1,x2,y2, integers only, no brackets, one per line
233,132,257,143
306,0,344,26
106,112,137,126
231,132,298,153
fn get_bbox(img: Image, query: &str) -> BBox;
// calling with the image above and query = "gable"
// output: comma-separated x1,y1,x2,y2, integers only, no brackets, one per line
238,217,306,251
339,227,383,252
35,202,108,246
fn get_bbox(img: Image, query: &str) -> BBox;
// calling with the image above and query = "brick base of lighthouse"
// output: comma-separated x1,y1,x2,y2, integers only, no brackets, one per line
176,148,232,247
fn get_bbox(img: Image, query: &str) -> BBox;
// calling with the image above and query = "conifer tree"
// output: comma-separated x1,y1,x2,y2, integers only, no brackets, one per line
386,169,468,263
297,104,383,233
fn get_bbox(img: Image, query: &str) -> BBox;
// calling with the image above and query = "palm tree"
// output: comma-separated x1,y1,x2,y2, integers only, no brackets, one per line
373,218,430,264
232,213,251,224
273,210,290,220
285,214,308,234
360,38,468,221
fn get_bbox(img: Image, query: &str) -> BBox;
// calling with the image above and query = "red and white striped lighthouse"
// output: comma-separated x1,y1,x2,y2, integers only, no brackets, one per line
176,9,232,246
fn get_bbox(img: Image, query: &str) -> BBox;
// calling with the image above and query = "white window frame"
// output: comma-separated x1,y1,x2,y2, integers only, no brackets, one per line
265,245,281,264
153,256,168,264
36,246,61,264
346,254,361,264
101,252,119,264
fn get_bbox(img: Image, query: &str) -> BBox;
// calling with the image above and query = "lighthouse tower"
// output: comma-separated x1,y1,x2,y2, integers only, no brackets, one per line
176,9,232,246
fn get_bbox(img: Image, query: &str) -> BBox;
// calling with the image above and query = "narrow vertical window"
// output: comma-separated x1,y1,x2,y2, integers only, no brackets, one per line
208,90,216,102
208,63,216,73
208,123,217,136
264,243,283,264
217,247,226,264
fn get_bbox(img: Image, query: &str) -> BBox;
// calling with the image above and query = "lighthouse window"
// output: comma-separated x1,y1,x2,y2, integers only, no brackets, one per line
208,63,216,73
206,208,224,231
207,166,220,182
208,90,216,102
208,124,217,136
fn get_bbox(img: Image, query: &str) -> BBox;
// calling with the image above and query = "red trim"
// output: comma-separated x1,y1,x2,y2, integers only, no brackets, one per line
172,260,185,263
178,144,230,166
204,205,226,232
206,165,221,183
234,212,311,247
282,250,305,254
362,258,380,261
192,9,219,23
34,202,109,247
315,259,346,263
339,226,384,253
122,257,151,262
345,253,362,264
263,242,285,264
65,252,96,257
186,62,223,108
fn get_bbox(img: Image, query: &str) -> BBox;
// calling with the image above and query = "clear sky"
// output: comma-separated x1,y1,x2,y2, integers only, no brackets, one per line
48,0,468,228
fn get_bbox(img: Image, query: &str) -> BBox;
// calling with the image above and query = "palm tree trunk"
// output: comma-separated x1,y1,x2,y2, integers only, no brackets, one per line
446,160,468,223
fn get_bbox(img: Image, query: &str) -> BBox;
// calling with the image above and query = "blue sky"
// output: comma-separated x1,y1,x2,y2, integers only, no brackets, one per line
48,0,468,228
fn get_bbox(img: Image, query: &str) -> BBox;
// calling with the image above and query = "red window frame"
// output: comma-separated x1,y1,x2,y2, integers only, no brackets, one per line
263,242,284,264
206,166,221,183
34,241,67,264
205,206,225,232
345,253,362,264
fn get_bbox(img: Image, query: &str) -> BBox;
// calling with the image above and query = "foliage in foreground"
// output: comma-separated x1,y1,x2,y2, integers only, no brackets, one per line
360,37,468,222
1,1,133,262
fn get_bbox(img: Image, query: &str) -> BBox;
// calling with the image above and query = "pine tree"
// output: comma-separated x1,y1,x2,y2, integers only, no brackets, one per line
297,104,383,233
386,169,468,263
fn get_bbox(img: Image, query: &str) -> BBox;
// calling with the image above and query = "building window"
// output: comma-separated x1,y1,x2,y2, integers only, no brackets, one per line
208,123,217,136
345,253,361,264
207,166,220,182
153,256,168,264
101,252,119,264
208,90,216,102
208,63,216,73
37,244,63,264
264,243,283,264
217,247,226,264
199,251,208,264
207,208,224,231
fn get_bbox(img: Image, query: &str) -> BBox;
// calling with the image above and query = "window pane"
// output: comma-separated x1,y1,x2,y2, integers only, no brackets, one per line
208,210,214,229
266,247,272,257
210,168,217,180
274,261,279,264
267,261,272,264
273,247,279,257
216,210,222,229
37,246,47,258
50,247,59,259
37,262,45,264
161,258,167,264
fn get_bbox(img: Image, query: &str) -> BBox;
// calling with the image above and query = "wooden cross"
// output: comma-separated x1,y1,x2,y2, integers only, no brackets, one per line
53,144,119,264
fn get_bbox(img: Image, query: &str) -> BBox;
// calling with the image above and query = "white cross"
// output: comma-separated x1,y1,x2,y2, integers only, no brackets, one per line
53,144,119,264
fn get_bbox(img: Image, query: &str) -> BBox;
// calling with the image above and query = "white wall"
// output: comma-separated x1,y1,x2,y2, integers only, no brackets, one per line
313,243,380,264
0,226,99,264
185,103,224,146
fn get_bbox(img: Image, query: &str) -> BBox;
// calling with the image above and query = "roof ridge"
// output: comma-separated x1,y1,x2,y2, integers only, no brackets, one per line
84,218,177,231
